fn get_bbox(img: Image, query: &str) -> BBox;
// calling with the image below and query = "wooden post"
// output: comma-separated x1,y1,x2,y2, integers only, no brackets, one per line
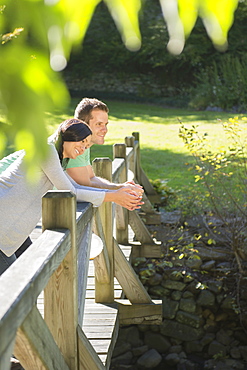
42,190,78,369
132,132,141,184
92,158,114,303
125,136,135,177
113,143,129,245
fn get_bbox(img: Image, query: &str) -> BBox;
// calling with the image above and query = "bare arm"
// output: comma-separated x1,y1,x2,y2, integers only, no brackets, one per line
66,165,143,193
66,165,144,210
67,165,120,189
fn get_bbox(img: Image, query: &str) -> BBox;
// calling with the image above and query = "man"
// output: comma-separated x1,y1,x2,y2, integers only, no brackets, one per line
66,97,143,209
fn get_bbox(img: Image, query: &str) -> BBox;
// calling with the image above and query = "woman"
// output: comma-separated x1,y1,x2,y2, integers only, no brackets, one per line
0,118,143,274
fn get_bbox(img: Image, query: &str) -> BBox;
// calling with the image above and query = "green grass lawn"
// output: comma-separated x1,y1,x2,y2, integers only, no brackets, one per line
2,97,245,196
63,99,242,194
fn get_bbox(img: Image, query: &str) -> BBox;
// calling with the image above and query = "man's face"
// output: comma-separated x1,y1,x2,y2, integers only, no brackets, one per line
88,108,108,146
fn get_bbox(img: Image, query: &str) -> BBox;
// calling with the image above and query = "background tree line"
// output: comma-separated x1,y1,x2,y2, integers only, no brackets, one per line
65,0,247,111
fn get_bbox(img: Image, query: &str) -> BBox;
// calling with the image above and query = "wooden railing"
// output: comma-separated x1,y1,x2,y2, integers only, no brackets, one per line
0,132,162,370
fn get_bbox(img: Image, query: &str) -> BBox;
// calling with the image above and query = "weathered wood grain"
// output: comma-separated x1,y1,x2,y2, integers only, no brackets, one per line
114,238,152,304
14,306,69,370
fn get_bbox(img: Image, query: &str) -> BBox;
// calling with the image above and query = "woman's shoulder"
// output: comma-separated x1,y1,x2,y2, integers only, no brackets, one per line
0,150,25,175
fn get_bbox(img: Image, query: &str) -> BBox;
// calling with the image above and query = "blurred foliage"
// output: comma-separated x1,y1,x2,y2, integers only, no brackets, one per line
66,1,246,108
189,54,247,111
0,0,141,169
179,117,247,271
0,0,240,168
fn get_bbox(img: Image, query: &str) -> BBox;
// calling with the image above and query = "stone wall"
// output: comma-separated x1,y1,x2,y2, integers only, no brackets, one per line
110,230,247,370
63,71,167,99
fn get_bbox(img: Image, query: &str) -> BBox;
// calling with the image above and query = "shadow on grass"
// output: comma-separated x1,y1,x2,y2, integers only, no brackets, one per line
91,144,198,192
48,98,238,127
105,101,237,125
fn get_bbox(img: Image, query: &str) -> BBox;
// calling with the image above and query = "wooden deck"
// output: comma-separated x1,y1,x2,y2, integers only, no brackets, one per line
33,221,133,369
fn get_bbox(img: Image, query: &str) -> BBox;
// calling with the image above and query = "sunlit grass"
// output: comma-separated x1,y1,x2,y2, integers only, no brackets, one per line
1,98,244,197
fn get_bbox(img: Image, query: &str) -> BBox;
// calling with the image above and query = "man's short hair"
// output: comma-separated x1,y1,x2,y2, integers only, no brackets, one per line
74,97,109,124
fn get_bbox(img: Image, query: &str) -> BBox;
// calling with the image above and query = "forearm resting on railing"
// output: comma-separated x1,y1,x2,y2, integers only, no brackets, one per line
103,188,144,211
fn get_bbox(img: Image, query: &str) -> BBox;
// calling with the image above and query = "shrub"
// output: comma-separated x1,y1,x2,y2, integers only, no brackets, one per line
179,117,247,272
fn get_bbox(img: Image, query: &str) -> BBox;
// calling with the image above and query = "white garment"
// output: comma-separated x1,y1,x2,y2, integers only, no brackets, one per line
0,145,106,256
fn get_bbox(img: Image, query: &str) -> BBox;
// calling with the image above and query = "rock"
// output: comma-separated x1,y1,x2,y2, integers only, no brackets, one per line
144,332,171,354
137,349,162,368
113,342,131,357
168,345,182,354
162,297,179,319
184,340,203,353
216,329,233,346
147,273,163,286
202,309,213,319
148,285,170,297
197,290,215,307
195,246,232,261
162,279,186,291
234,330,247,345
117,326,143,347
179,297,197,313
111,351,133,366
207,280,223,294
200,333,215,347
215,312,229,322
224,359,245,369
171,290,182,300
239,346,247,360
132,345,149,357
163,269,183,281
132,257,147,267
178,351,187,359
220,295,235,309
185,257,202,270
230,346,241,359
161,320,204,341
165,353,180,366
187,280,203,294
161,210,181,224
201,260,216,271
183,273,194,283
182,291,194,298
178,359,198,370
208,340,227,357
204,318,218,333
176,311,204,329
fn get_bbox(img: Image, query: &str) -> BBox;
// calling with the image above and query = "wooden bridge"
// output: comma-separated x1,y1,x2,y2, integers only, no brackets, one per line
0,133,163,370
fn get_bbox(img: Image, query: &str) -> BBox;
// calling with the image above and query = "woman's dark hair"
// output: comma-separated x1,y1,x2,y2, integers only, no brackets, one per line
53,118,92,163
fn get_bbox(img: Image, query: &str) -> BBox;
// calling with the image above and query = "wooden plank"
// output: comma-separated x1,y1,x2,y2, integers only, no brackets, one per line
82,326,115,334
116,299,162,326
78,221,92,327
92,210,110,284
141,193,158,214
139,166,158,196
139,211,161,225
113,144,129,245
0,336,15,370
78,325,105,370
103,315,119,370
14,306,69,370
128,211,154,244
92,158,115,303
0,229,71,356
42,191,78,370
114,238,152,304
130,242,163,258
